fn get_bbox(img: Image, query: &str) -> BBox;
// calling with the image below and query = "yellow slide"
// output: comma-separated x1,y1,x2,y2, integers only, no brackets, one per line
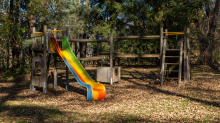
50,37,106,101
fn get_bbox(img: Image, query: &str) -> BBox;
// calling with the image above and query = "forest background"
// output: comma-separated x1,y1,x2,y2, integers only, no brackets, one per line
0,0,220,79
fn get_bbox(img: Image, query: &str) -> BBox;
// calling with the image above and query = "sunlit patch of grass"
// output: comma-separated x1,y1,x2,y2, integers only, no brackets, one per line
113,114,123,119
164,96,171,100
165,107,172,111
181,100,190,103
70,114,78,120
200,103,209,107
145,110,155,114
195,91,201,95
138,105,143,109
15,97,25,101
202,114,216,122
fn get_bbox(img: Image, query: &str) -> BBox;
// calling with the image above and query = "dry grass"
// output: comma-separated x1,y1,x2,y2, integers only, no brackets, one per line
0,65,220,122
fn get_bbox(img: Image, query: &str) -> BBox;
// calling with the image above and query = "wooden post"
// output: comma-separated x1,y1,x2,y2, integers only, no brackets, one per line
66,27,69,91
71,42,75,54
113,37,116,66
178,38,183,86
30,27,35,90
62,30,66,49
160,29,167,85
186,28,190,82
81,33,87,67
117,31,120,66
99,32,102,52
50,28,57,88
54,54,57,88
110,29,113,84
43,25,47,93
54,28,57,39
160,26,163,70
184,27,188,82
117,31,120,53
97,31,100,56
32,27,36,56
75,38,77,55
48,29,52,53
46,29,52,83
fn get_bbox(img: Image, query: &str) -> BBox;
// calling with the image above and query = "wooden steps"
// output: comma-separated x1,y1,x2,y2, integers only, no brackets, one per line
160,35,183,86
165,49,180,51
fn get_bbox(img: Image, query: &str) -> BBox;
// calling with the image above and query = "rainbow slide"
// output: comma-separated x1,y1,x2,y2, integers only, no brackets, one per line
50,37,106,101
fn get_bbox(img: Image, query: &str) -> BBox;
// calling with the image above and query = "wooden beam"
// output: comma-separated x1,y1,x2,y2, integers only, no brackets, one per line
113,35,160,39
31,33,43,37
56,39,110,42
114,54,159,58
78,55,109,60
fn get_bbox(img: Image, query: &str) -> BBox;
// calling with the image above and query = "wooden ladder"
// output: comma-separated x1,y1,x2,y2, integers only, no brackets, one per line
160,37,183,86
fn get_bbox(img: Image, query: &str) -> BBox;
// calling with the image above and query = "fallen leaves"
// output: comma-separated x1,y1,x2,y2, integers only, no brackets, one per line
0,65,219,122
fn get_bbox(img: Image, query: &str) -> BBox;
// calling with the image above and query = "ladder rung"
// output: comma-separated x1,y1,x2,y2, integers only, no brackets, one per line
164,77,178,79
165,56,180,58
166,49,180,51
164,63,179,65
164,70,179,72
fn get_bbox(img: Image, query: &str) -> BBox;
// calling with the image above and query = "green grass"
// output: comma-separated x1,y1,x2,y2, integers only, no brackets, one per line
15,97,25,101
164,96,171,100
181,100,190,103
200,103,209,107
145,110,155,114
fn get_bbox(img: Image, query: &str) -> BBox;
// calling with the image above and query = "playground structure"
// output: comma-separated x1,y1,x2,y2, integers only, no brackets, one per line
30,25,190,101
30,25,106,101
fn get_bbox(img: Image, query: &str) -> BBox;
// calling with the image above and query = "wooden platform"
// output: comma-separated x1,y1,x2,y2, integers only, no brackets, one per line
99,51,119,55
78,55,109,60
113,35,160,39
31,33,43,37
114,54,159,58
57,39,110,42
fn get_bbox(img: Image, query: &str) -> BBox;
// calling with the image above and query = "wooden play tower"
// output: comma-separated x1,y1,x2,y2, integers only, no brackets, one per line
30,25,190,93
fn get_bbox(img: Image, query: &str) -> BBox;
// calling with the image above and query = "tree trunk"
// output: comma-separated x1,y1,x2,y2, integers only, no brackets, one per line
196,0,220,67
8,0,14,69
6,43,9,69
24,0,32,38
11,0,21,69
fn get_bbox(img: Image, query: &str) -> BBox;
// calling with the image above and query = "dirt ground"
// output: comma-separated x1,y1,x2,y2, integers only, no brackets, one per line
0,64,220,122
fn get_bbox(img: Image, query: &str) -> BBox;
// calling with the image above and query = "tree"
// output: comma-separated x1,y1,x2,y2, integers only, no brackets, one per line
195,0,220,67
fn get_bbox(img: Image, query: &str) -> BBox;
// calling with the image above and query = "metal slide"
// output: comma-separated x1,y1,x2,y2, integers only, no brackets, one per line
50,37,106,101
